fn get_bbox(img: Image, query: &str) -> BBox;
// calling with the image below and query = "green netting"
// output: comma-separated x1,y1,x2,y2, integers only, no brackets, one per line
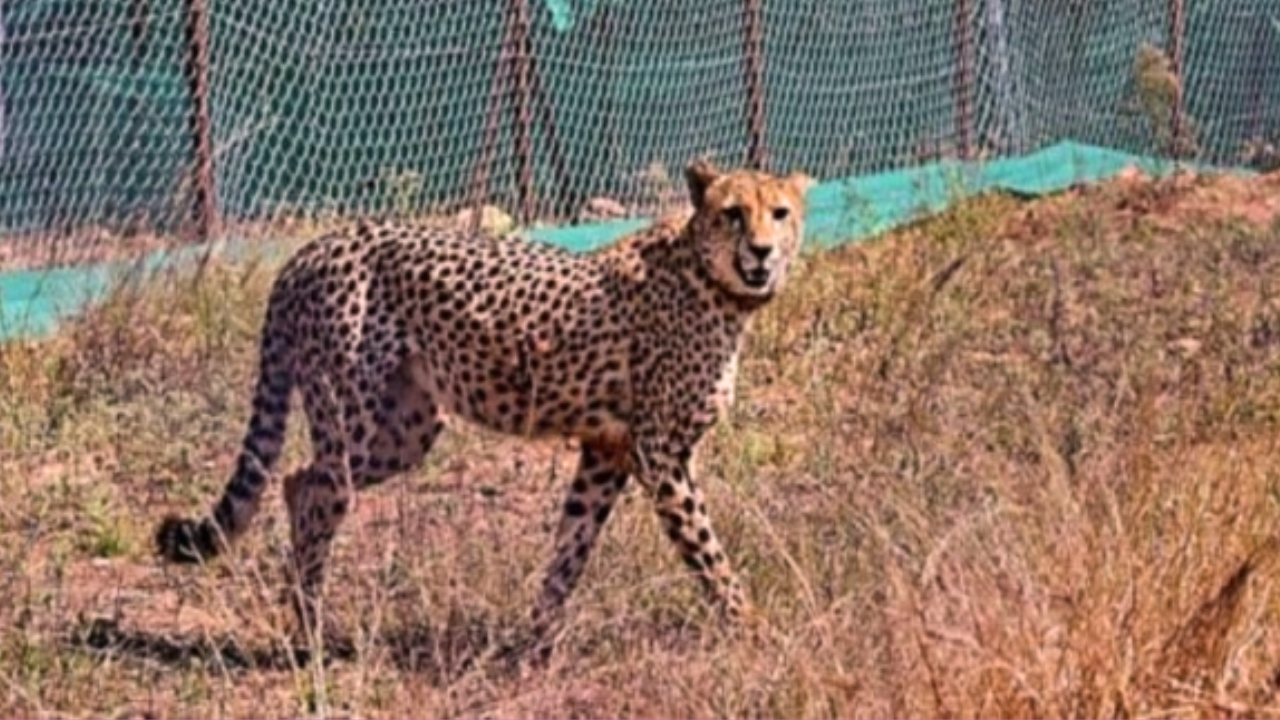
0,0,1276,235
0,0,1277,339
526,139,1203,251
0,0,192,234
0,140,1245,342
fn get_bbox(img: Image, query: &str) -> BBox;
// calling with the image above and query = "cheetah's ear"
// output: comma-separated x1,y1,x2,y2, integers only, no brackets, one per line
685,158,721,208
786,171,815,198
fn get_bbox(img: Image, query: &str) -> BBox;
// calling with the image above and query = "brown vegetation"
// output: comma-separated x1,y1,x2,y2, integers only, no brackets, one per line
2,168,1280,718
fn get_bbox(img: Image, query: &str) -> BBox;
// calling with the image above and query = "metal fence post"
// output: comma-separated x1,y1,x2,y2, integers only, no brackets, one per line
1166,0,1186,159
513,0,535,224
953,0,975,160
184,0,217,242
528,34,571,220
743,0,767,171
1246,11,1272,147
470,4,511,233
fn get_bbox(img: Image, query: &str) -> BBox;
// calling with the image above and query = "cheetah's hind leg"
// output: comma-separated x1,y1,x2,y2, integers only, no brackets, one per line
355,357,443,489
284,358,443,647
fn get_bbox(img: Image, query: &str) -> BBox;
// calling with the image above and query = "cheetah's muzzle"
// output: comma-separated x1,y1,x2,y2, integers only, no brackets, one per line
736,258,772,289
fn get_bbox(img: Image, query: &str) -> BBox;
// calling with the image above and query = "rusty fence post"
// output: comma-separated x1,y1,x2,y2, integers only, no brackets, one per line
601,6,621,205
470,4,512,234
1166,0,1186,159
742,0,767,171
1246,12,1273,147
952,0,975,160
527,35,571,220
469,0,567,228
512,0,536,225
184,0,217,242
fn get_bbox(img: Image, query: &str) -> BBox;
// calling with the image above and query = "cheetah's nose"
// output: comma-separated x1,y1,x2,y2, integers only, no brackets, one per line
745,244,772,261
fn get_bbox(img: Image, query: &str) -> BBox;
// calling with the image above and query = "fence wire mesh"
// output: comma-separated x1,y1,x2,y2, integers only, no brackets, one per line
0,0,1277,246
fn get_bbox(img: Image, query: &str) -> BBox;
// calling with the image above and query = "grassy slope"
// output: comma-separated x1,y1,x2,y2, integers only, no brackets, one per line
2,172,1280,718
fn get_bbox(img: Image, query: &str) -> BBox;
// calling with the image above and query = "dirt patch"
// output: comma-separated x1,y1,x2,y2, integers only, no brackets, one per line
1001,165,1280,241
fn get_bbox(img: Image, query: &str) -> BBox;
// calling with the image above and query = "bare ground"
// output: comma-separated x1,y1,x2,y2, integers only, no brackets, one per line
3,167,1280,718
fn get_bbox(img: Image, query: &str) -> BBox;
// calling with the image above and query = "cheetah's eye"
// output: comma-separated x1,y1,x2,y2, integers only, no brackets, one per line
772,207,791,221
721,206,745,226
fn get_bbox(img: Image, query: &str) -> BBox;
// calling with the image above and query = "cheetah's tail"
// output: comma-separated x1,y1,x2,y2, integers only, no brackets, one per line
155,332,294,564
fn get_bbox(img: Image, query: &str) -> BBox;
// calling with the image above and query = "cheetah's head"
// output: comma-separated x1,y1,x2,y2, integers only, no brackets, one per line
684,159,813,303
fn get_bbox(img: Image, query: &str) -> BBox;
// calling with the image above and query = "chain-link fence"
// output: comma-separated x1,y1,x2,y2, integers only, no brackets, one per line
1,0,1277,244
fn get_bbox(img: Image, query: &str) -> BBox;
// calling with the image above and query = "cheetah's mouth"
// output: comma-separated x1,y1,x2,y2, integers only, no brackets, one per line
735,259,772,290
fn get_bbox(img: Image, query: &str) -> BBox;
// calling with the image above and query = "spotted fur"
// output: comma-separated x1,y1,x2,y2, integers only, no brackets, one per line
155,159,813,650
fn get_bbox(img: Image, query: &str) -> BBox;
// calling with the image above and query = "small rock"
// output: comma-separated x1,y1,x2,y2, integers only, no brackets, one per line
454,205,514,234
577,196,629,223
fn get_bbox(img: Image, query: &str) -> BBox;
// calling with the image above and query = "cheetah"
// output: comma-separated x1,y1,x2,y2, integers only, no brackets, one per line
155,159,814,652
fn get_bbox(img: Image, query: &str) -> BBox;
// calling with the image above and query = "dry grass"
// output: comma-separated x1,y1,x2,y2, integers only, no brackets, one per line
3,169,1280,718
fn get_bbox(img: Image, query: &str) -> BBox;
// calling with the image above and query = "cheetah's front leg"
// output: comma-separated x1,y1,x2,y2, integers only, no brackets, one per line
639,445,752,623
529,443,630,649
